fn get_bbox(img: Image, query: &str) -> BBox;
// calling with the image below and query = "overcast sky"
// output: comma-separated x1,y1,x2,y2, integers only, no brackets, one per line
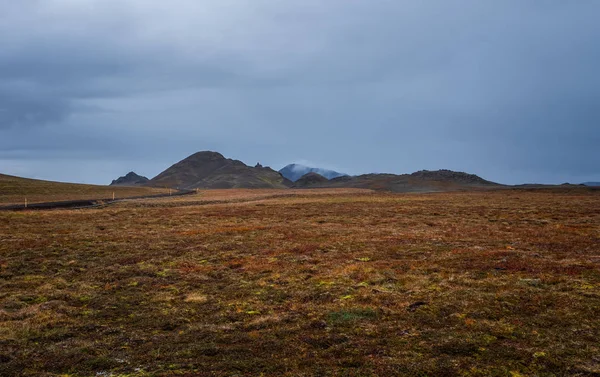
1,1,599,185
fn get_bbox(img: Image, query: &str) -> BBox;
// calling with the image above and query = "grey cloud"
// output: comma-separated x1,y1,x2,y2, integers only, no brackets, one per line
0,1,599,184
0,91,71,129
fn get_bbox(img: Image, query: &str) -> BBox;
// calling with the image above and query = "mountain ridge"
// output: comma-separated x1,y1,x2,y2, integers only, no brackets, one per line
120,152,503,192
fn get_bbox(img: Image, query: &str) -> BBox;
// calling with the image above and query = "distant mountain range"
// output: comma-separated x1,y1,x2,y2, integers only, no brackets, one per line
2,151,596,197
103,150,598,193
279,164,347,182
107,151,502,192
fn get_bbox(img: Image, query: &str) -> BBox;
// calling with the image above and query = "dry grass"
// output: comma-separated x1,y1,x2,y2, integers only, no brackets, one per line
122,188,374,207
0,174,170,205
0,189,599,376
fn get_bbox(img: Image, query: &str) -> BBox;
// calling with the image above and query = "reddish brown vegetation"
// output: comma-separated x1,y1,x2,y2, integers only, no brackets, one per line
0,189,598,376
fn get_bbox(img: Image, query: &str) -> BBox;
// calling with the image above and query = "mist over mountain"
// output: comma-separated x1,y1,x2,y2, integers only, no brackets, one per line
582,182,600,187
279,164,347,182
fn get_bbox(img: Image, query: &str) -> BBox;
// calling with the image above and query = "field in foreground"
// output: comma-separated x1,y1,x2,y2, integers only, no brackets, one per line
0,189,599,376
0,174,170,205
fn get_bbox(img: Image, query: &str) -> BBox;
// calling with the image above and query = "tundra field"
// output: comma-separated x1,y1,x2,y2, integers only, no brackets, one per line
0,188,599,376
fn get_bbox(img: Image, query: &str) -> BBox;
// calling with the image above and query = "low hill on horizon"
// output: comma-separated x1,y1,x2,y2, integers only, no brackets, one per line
409,169,497,185
279,164,347,182
148,151,292,189
110,172,149,186
292,172,329,188
297,169,501,192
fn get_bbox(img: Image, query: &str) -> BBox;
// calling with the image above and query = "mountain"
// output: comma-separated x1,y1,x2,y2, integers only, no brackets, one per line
582,182,600,186
279,164,347,182
148,151,292,189
148,153,499,192
294,169,501,192
110,172,149,186
293,172,329,188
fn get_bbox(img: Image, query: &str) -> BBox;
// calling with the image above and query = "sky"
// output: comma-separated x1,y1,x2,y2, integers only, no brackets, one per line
1,0,599,185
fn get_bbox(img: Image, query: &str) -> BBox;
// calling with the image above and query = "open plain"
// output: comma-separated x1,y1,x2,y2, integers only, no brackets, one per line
0,188,599,376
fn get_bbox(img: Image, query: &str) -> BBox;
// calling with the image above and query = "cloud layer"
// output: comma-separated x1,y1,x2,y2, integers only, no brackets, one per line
1,0,599,184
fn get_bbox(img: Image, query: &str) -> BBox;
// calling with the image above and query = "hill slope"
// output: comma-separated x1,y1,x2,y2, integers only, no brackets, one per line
298,169,500,192
409,169,496,185
279,164,347,182
148,151,292,189
0,173,168,205
110,172,149,186
293,172,329,188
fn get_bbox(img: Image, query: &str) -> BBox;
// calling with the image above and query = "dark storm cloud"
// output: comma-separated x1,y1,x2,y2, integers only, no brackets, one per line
0,0,598,184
